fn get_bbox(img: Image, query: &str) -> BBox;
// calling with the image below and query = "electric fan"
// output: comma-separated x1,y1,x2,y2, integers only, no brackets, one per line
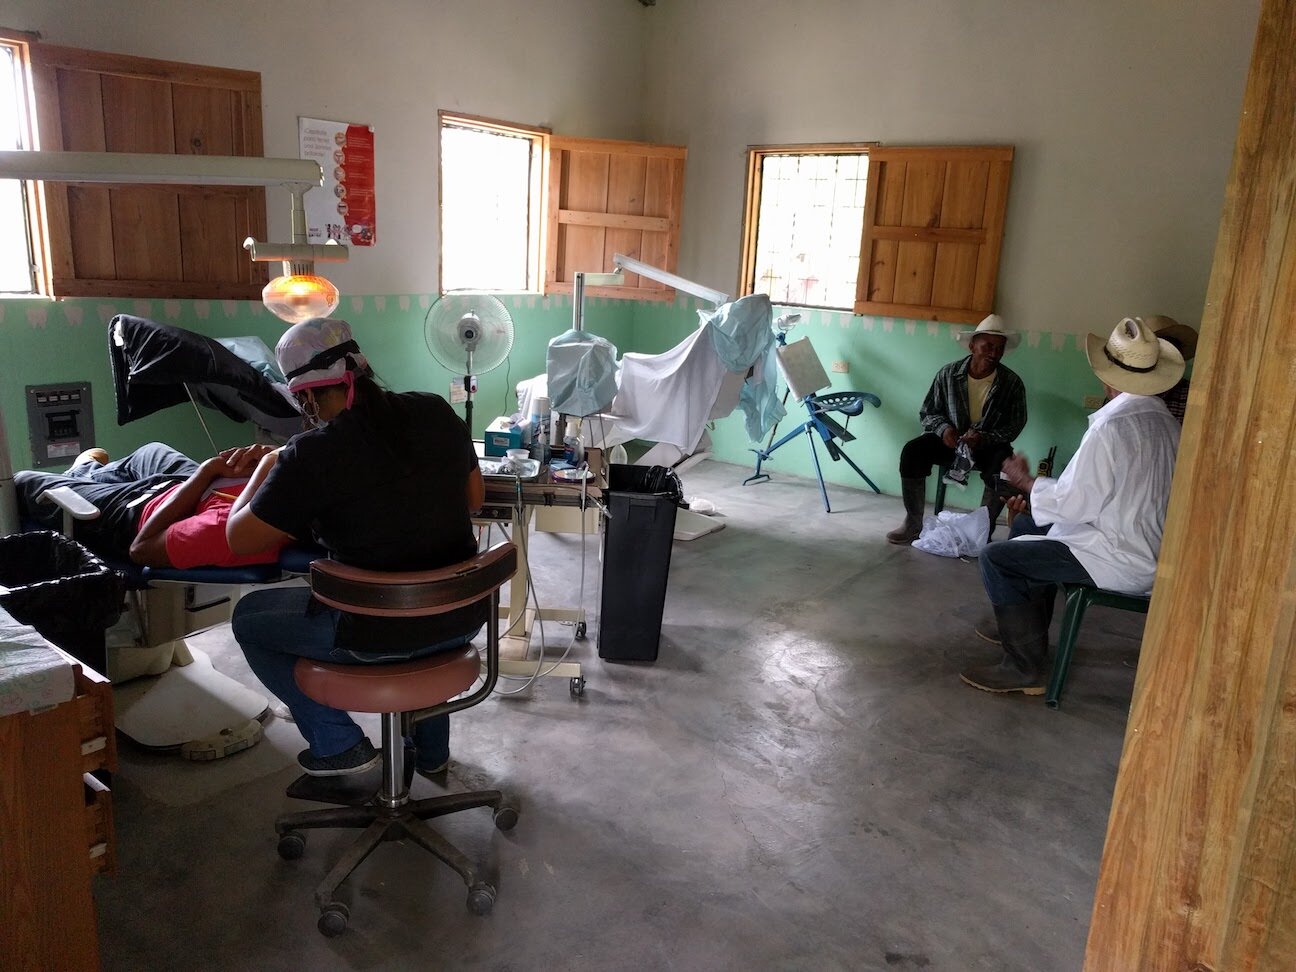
423,292,515,436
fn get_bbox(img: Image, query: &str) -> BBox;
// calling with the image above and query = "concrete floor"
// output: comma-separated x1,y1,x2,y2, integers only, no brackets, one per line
94,459,1145,971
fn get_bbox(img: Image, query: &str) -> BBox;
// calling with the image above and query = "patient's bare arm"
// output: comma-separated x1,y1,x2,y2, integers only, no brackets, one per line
128,445,278,567
128,456,237,567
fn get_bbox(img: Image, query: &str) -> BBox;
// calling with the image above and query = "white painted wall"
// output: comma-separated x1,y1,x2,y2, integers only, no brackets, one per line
642,0,1260,334
2,0,649,295
5,0,1261,335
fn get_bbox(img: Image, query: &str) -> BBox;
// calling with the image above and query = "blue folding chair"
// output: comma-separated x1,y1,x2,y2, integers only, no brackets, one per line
743,334,882,512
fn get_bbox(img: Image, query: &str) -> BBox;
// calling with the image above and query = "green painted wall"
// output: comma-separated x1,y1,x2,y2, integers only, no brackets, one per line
5,293,1108,509
629,301,1108,506
2,294,634,475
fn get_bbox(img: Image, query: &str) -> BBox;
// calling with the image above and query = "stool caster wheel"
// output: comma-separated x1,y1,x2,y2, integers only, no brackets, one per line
575,621,587,640
494,805,519,831
569,676,586,698
467,883,496,916
318,902,349,937
277,831,306,860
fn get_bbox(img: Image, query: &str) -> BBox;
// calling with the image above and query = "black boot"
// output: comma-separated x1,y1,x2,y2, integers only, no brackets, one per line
885,477,926,545
980,485,1004,541
960,600,1049,695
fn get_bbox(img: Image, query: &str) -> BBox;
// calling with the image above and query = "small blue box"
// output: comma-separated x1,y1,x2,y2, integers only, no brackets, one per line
483,417,526,457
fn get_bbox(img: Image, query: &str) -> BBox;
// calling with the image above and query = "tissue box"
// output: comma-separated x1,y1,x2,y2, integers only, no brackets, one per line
484,417,527,456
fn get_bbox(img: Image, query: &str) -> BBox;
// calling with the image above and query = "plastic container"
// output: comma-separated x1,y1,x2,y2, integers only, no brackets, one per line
0,531,124,674
597,464,683,662
530,396,551,463
562,419,583,465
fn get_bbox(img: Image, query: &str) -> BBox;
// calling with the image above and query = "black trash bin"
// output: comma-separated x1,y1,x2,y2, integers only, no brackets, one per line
597,464,683,662
0,531,125,674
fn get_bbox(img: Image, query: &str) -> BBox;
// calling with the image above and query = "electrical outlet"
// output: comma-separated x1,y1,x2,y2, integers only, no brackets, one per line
1083,394,1104,409
831,360,849,374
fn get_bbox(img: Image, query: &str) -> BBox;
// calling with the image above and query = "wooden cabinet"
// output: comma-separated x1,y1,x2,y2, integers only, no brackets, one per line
0,655,115,971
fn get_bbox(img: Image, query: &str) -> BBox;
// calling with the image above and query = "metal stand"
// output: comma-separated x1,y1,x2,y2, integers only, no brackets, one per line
744,392,882,513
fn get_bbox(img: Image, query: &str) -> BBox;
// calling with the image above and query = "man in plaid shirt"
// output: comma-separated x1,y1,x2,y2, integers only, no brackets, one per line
886,315,1027,545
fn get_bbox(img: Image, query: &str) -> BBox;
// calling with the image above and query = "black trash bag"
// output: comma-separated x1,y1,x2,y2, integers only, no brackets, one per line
0,531,125,669
606,464,687,507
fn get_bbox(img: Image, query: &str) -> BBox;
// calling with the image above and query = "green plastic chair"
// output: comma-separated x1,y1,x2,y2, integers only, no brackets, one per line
1047,584,1151,708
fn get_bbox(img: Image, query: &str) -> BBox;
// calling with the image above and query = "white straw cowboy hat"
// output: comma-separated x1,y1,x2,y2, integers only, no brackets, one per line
957,313,1020,350
1145,315,1199,361
1085,317,1185,396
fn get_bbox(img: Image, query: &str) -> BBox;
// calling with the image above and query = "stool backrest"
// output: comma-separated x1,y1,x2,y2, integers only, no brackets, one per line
309,543,518,618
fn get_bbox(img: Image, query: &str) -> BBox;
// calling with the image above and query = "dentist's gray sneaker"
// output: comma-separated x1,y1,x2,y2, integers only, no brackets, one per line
297,738,379,777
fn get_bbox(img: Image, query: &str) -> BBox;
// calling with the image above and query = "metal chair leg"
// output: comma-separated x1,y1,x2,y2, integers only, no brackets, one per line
1047,586,1092,708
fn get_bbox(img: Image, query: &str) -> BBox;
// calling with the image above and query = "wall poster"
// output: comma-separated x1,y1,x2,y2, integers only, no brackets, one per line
298,117,376,246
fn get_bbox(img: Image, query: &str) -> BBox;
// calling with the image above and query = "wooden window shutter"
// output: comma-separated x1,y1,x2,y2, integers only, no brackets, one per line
27,42,269,299
854,145,1013,325
545,136,686,302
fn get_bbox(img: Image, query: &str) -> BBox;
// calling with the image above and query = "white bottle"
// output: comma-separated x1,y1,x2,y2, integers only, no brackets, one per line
531,396,551,462
563,419,583,464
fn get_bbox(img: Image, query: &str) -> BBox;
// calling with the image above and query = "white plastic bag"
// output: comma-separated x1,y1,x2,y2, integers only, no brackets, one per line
912,506,991,558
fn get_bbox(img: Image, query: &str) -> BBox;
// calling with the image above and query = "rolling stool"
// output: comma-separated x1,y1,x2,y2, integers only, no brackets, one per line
274,542,519,936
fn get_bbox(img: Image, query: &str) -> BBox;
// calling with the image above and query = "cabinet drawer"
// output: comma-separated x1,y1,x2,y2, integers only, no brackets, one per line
83,772,116,876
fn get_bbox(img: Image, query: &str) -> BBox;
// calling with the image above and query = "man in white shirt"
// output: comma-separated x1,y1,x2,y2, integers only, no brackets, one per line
961,317,1184,695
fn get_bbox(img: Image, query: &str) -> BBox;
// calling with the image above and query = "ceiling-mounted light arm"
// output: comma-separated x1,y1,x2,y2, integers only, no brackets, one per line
612,252,729,306
0,149,322,190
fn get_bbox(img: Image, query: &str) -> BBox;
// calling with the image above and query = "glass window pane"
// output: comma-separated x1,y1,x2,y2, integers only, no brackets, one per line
440,124,536,293
0,45,34,293
750,151,867,310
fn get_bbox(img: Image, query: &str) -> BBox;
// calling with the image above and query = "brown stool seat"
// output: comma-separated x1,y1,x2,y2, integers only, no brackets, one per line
294,645,480,714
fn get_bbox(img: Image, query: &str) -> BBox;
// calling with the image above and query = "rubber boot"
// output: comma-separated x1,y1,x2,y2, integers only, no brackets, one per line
960,600,1050,694
980,484,1005,541
973,586,1054,647
885,477,926,545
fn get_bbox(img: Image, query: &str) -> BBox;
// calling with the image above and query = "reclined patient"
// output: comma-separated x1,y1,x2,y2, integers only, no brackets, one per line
16,442,288,569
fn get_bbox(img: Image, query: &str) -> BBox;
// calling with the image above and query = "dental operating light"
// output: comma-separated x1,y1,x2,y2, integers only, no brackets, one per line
0,149,349,322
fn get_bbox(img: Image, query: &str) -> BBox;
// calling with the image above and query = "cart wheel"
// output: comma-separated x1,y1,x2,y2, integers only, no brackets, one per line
318,902,349,937
569,676,586,698
494,805,519,831
467,883,496,916
277,831,306,860
575,621,587,640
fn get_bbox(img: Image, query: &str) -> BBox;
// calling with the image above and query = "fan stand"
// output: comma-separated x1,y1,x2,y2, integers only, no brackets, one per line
462,348,474,438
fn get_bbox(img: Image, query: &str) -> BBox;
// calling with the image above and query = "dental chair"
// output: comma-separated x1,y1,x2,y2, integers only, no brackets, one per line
29,485,319,758
274,542,519,936
17,315,313,757
519,294,781,539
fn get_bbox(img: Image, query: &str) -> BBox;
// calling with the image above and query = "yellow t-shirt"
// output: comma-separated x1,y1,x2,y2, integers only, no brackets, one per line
967,372,995,426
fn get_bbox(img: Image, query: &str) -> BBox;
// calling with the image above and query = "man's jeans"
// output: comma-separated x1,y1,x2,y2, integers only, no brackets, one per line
15,442,197,557
232,586,478,764
978,513,1095,607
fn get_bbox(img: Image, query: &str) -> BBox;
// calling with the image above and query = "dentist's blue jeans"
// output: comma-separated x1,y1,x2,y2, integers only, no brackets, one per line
233,586,478,764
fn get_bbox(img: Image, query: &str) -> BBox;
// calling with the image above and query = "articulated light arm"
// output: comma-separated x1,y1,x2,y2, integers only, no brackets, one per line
612,252,729,306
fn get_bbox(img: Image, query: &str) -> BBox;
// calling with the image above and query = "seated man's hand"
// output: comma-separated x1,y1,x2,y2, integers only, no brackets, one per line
1005,493,1030,516
941,427,959,449
960,429,983,449
1000,451,1035,492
